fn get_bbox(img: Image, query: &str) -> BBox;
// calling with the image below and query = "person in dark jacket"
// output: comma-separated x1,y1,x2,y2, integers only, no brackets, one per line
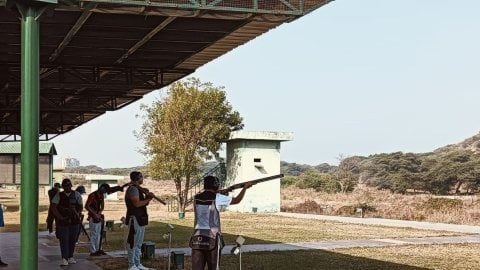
125,171,154,270
51,178,83,266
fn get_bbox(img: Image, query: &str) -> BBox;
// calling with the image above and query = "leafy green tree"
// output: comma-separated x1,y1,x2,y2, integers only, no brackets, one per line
422,150,480,194
294,170,338,192
138,78,242,213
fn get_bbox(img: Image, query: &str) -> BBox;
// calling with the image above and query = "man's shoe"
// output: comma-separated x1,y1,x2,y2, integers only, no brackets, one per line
137,264,149,270
67,257,77,264
97,250,107,255
127,266,139,270
0,259,8,267
90,252,101,256
60,258,68,266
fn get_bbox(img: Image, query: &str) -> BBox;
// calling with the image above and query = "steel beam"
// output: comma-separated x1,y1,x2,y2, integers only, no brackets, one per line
81,0,305,15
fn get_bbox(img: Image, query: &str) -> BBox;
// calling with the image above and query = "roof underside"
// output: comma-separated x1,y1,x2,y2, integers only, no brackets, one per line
0,0,331,141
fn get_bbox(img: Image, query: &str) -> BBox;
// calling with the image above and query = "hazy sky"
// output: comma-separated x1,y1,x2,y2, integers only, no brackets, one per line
52,0,480,168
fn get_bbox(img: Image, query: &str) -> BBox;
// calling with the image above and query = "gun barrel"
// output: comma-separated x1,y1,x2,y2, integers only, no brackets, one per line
219,174,284,193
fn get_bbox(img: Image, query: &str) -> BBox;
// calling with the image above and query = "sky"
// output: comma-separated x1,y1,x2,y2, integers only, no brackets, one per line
52,0,480,168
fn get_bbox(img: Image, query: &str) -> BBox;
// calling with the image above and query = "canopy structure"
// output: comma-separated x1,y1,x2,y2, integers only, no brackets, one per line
0,0,332,141
0,1,333,269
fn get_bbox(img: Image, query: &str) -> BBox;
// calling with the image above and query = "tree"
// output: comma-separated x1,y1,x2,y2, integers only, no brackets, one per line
138,78,243,213
334,154,360,193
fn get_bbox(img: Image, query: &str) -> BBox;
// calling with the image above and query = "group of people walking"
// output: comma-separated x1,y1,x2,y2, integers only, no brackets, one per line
45,171,252,270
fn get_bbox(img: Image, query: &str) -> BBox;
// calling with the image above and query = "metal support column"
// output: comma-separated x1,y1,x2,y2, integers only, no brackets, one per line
17,4,43,270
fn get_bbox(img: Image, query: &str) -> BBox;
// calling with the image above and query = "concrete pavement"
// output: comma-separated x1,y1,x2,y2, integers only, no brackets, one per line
0,231,101,270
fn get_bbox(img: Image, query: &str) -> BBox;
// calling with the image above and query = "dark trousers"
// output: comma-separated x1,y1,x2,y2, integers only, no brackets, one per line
56,224,80,260
191,248,220,270
46,209,54,233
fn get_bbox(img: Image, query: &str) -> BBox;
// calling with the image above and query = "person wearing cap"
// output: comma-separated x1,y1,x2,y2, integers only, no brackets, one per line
46,182,61,234
125,171,154,270
190,175,252,270
51,178,83,266
85,183,127,256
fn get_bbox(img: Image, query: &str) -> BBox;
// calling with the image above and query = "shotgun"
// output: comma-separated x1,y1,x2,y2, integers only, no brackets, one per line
218,174,284,194
132,185,167,205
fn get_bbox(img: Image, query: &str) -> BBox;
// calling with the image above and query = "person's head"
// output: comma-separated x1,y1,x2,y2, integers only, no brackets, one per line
75,185,86,194
203,175,220,191
53,183,61,189
98,183,110,194
130,171,143,185
62,178,72,192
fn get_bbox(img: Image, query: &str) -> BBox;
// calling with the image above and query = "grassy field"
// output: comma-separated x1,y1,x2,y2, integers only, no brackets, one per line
93,243,480,270
79,212,478,270
2,184,480,269
74,212,462,253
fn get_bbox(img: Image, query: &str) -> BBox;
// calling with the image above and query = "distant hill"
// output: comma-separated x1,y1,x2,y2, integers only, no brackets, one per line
63,161,220,178
434,132,480,154
63,165,145,176
281,131,480,195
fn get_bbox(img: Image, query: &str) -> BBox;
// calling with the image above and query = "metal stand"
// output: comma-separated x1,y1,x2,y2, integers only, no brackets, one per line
231,235,245,270
163,224,174,270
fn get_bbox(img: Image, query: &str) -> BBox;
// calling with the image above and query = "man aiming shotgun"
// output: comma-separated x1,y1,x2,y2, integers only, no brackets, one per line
190,174,283,270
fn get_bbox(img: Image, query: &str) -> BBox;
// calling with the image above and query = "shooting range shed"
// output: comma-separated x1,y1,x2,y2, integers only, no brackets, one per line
226,130,293,213
0,142,56,187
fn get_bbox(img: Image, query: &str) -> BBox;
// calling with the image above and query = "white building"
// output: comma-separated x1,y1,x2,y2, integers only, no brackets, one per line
62,157,80,168
225,131,293,213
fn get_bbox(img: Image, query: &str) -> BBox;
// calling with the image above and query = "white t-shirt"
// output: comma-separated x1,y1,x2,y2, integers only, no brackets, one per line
195,193,232,230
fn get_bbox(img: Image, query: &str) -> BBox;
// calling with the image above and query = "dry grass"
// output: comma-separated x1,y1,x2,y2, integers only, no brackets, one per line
281,186,480,225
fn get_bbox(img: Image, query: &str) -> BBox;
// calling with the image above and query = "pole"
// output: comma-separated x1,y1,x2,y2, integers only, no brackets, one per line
239,247,242,270
18,4,43,269
167,232,171,270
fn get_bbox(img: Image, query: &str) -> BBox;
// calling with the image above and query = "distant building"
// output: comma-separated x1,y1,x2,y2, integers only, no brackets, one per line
0,142,57,186
62,157,80,168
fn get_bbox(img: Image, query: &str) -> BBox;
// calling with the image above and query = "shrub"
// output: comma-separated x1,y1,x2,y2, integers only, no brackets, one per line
420,197,463,211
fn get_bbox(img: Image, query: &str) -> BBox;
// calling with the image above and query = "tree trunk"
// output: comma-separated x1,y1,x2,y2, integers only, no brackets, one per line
455,181,463,194
174,178,184,212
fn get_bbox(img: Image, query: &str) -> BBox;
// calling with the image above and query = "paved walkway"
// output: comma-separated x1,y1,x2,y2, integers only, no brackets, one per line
0,231,101,270
1,213,480,269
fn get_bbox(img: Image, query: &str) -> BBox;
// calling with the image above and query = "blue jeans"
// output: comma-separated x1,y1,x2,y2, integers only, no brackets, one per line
127,216,145,268
89,220,102,253
56,224,80,259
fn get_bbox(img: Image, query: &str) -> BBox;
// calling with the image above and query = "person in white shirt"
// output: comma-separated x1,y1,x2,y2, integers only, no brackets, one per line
190,175,252,270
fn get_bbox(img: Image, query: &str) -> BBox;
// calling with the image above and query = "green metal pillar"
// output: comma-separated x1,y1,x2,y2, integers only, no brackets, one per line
18,5,42,270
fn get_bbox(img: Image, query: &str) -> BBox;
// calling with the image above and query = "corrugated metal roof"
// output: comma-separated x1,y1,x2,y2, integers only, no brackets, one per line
0,142,57,155
0,0,332,140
